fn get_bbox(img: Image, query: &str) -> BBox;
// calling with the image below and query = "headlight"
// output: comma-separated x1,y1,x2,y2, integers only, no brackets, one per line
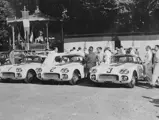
61,68,69,73
16,68,22,72
36,68,42,73
91,69,97,73
119,69,129,74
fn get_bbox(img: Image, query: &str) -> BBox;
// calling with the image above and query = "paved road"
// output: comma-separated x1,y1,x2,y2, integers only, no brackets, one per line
0,81,158,120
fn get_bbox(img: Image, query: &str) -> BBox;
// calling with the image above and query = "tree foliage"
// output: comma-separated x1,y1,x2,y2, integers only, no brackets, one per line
80,0,159,33
0,0,14,45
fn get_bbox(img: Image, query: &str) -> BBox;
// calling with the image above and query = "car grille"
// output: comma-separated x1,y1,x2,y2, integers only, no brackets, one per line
98,74,118,81
2,72,15,78
43,73,60,80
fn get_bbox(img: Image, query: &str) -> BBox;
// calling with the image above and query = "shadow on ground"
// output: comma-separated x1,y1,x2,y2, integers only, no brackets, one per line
143,96,159,119
78,79,129,88
136,81,151,89
0,78,153,89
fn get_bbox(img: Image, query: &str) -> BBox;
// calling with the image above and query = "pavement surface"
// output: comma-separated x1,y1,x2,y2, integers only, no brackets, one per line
0,80,158,120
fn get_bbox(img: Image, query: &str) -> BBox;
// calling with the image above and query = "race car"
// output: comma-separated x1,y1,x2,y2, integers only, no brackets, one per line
37,52,85,85
90,54,145,88
0,55,46,83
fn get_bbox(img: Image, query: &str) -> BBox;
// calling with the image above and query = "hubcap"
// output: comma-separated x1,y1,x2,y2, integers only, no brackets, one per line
28,72,33,79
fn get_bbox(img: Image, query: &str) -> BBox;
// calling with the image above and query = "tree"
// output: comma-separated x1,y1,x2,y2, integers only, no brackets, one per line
0,0,14,50
80,0,159,33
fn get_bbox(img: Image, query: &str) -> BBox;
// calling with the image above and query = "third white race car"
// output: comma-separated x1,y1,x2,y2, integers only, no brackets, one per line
90,54,145,88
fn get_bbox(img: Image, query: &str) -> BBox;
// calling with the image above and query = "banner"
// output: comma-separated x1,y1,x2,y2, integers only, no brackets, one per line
23,19,30,41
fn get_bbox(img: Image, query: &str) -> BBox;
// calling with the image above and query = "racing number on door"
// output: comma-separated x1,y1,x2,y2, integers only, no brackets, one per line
107,68,113,73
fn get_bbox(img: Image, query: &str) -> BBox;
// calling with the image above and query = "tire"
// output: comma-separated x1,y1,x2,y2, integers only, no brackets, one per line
69,71,80,85
24,70,36,83
127,73,137,88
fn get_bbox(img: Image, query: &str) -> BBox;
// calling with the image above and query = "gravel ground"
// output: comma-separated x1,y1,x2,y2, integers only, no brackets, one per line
0,80,158,120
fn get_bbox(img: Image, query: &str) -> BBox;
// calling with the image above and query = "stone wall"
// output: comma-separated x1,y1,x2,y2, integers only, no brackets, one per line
64,34,159,60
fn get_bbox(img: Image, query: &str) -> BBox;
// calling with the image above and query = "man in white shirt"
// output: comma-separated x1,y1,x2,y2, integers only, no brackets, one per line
103,47,112,65
144,45,153,82
130,47,136,55
96,47,104,65
119,46,126,54
151,45,159,88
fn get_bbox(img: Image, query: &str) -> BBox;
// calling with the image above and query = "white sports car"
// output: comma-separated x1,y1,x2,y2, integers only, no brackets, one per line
90,54,145,88
0,55,46,83
37,53,85,85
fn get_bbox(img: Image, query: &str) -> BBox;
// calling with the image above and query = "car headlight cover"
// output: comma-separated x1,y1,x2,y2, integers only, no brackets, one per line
16,68,23,72
61,68,69,73
36,68,42,73
119,69,129,74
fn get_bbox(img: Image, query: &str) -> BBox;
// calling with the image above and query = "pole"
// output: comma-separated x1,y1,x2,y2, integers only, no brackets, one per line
61,21,64,52
27,31,30,50
12,25,15,50
46,23,49,50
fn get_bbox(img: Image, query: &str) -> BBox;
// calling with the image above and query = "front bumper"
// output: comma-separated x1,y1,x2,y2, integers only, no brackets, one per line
39,72,72,81
90,73,131,84
1,72,25,80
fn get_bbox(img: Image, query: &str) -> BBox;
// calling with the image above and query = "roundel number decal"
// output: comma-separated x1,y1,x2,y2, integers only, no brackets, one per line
107,68,113,73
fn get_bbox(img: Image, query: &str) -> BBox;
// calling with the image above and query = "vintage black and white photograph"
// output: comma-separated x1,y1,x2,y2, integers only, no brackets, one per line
0,0,159,120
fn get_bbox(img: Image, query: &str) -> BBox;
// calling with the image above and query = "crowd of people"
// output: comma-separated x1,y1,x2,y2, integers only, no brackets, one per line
1,44,159,88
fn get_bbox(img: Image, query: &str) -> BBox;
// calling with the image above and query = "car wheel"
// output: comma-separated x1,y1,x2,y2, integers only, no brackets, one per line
69,71,80,85
127,73,136,88
24,70,36,83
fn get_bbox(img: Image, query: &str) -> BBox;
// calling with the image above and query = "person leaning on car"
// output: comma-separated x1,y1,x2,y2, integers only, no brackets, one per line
84,46,97,78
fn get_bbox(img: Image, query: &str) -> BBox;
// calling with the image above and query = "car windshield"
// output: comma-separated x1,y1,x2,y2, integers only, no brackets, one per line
111,56,135,63
55,55,83,64
21,56,43,63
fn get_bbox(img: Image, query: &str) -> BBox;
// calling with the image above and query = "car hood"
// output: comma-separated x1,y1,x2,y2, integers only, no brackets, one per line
93,63,136,73
2,63,42,72
42,62,81,72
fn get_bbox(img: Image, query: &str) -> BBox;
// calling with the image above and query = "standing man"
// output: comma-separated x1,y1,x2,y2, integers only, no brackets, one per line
85,46,97,78
152,48,156,73
9,48,15,64
103,47,112,65
135,48,139,57
119,46,126,54
151,45,159,88
96,47,104,66
144,45,153,82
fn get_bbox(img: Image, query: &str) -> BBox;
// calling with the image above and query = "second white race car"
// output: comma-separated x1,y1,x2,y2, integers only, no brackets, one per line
37,52,85,85
90,54,145,88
